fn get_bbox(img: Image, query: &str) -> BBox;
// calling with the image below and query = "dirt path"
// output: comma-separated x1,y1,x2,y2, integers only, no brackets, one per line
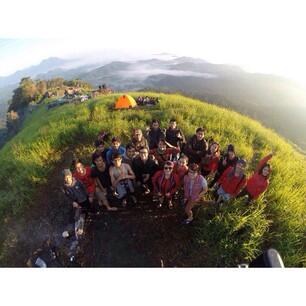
0,148,207,267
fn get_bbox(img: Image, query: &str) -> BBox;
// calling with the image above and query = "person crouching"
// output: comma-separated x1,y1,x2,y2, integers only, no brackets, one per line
152,161,180,209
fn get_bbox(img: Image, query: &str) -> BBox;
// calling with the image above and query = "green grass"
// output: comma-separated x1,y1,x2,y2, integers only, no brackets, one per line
0,92,305,266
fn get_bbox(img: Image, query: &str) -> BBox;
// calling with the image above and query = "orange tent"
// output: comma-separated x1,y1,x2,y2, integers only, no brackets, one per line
115,95,137,109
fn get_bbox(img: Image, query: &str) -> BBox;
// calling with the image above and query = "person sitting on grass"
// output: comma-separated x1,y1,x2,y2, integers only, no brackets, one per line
150,139,180,169
201,141,220,178
93,139,109,161
91,152,118,211
173,154,189,185
237,153,273,202
184,127,209,164
214,159,247,204
109,153,137,207
106,136,126,166
129,128,148,152
152,161,180,209
208,144,238,188
63,169,90,216
72,159,95,206
132,146,159,195
146,119,165,149
122,143,137,166
183,163,208,224
165,118,186,152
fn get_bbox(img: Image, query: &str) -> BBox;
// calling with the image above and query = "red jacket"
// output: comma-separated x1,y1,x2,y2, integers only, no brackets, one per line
218,167,246,196
246,154,272,199
173,163,188,185
150,147,180,168
73,166,95,194
152,170,180,196
202,155,220,173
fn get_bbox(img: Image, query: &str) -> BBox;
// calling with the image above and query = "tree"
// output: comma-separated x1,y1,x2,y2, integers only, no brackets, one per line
8,77,38,112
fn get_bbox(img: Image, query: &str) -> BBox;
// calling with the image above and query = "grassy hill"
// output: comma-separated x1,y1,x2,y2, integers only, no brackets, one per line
0,92,305,266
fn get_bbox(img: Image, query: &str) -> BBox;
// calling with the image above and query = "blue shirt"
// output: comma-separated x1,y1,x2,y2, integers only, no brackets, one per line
106,146,126,165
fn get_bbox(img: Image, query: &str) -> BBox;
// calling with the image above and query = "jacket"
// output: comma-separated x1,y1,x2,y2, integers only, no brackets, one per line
218,167,246,196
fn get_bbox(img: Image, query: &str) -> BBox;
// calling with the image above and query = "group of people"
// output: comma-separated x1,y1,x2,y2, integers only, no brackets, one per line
63,118,273,225
136,96,159,106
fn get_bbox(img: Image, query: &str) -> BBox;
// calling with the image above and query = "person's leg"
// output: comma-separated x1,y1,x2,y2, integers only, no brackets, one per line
209,172,220,188
166,195,174,209
126,179,137,204
96,189,117,211
116,182,128,206
185,200,194,220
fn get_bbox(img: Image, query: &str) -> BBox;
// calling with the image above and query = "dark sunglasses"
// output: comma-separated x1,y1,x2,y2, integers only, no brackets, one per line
164,167,173,170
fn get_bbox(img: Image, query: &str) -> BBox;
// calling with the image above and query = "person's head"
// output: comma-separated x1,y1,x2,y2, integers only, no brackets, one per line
94,139,105,152
178,155,189,167
188,163,200,179
63,169,73,185
112,153,122,167
111,136,121,150
92,152,106,169
72,159,85,175
139,146,149,161
196,127,205,141
164,161,174,175
227,144,235,159
133,128,143,141
235,159,247,175
210,141,220,155
260,164,271,178
126,143,136,159
158,139,167,152
169,118,177,129
151,119,160,130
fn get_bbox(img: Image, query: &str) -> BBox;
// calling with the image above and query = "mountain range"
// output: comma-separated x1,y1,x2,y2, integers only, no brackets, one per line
0,54,305,150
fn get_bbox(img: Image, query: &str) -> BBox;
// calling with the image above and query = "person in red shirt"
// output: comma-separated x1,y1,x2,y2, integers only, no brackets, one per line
201,141,220,178
152,161,180,209
214,159,247,204
237,153,273,202
173,155,189,185
72,159,96,204
150,139,180,169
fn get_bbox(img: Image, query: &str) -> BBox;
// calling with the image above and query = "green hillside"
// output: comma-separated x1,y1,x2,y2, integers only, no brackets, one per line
0,92,305,266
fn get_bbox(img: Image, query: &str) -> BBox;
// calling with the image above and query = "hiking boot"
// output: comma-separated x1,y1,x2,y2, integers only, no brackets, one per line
168,200,173,209
122,199,127,208
157,202,163,208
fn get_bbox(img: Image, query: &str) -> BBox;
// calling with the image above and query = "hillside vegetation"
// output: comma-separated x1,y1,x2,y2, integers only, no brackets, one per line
0,92,305,266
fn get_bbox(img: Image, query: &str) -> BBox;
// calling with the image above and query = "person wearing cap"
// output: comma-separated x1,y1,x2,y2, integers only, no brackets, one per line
150,139,180,170
152,161,180,209
184,127,209,164
214,159,247,203
109,153,137,207
62,169,90,214
201,141,220,178
209,144,238,188
237,153,273,202
106,136,126,166
183,163,208,224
